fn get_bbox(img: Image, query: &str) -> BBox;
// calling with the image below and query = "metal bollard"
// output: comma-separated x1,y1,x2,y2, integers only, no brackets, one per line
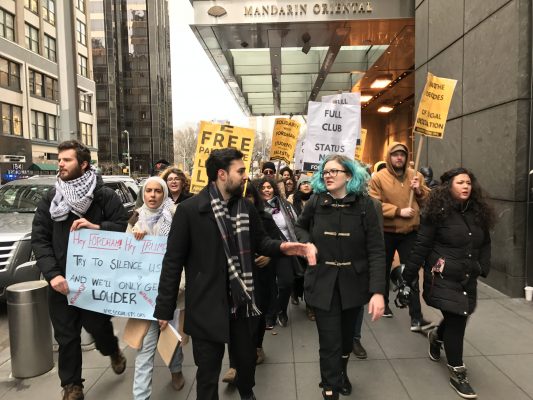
7,281,54,378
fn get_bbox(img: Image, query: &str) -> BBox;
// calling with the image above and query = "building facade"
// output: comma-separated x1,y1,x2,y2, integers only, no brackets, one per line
89,0,173,176
0,0,97,182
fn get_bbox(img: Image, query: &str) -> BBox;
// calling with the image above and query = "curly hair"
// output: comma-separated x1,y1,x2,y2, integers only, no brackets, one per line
310,154,369,195
253,177,280,198
422,167,495,230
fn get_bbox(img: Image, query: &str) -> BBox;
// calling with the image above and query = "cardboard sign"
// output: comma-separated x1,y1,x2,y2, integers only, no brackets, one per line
269,118,300,164
414,73,457,139
66,229,167,320
355,128,367,161
302,101,360,171
190,122,255,193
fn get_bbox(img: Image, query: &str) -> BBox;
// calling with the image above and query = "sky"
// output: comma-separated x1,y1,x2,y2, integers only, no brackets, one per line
168,1,249,129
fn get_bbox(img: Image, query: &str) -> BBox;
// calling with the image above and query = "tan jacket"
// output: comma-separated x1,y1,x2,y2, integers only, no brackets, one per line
369,142,430,234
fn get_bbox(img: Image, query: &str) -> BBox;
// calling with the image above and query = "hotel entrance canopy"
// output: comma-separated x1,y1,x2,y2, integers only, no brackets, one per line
190,0,415,116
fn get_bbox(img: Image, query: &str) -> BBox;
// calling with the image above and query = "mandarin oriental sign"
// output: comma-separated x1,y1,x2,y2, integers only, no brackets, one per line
244,2,373,17
194,0,414,24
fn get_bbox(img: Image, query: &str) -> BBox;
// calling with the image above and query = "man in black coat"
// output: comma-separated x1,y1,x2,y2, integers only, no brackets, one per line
31,141,129,400
154,148,315,400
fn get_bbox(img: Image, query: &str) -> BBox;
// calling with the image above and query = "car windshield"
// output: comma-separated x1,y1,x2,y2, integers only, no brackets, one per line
0,184,52,213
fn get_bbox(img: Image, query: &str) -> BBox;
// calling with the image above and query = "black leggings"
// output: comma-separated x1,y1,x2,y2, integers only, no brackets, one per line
437,310,468,367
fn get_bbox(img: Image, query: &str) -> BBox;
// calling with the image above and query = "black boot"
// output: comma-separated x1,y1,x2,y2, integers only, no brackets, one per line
428,327,442,361
322,389,339,400
448,364,477,399
340,355,352,396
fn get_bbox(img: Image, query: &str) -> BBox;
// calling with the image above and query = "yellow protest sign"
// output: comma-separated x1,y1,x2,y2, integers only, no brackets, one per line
190,121,255,193
355,128,367,161
269,118,300,164
414,73,457,139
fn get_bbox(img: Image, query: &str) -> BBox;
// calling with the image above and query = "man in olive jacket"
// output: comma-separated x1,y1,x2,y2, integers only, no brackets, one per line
31,141,128,400
154,148,315,400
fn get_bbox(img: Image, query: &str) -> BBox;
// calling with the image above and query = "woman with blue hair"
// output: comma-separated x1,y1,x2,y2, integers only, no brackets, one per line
295,154,386,400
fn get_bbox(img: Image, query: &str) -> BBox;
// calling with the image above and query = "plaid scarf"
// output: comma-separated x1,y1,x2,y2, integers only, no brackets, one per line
208,183,260,317
50,166,97,221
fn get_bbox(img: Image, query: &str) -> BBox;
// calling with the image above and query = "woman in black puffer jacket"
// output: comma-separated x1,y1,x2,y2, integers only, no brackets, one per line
403,167,494,400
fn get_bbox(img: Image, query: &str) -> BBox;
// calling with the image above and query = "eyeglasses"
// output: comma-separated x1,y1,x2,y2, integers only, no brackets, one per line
263,169,275,175
167,177,182,182
321,169,347,178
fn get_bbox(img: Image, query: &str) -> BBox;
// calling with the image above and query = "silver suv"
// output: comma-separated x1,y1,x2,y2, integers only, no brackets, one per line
0,176,136,300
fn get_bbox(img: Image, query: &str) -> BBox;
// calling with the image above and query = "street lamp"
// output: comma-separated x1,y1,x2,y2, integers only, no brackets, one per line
123,130,131,177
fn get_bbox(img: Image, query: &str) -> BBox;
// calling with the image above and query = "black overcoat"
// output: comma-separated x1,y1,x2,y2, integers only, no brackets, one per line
294,192,386,311
403,206,491,316
153,187,282,343
31,180,128,282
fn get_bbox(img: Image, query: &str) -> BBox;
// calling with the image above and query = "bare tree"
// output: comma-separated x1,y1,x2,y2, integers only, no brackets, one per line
174,125,198,173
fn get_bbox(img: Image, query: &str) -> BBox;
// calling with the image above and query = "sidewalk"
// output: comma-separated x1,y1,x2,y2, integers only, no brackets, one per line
0,282,532,399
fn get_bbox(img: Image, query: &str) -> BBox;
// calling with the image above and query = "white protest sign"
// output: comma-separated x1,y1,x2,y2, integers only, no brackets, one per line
302,101,360,171
66,229,167,320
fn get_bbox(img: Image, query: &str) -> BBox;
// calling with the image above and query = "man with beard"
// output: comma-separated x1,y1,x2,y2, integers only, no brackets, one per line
31,141,128,400
155,148,316,400
369,142,432,331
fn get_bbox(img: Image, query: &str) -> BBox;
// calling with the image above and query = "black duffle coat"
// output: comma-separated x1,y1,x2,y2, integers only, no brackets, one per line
294,192,386,311
153,187,282,343
403,206,491,316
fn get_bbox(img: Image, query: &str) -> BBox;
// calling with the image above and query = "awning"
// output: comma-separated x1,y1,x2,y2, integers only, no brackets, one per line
29,163,58,171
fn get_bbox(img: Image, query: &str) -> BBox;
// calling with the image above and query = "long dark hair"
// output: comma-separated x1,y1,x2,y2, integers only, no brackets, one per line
423,167,495,230
244,180,265,212
254,177,281,198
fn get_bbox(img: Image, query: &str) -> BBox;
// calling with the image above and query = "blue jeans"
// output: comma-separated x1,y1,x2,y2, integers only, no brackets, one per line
353,306,364,341
133,320,183,400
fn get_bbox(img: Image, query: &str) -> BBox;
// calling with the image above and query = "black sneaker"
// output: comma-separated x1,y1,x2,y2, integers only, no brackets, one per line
383,304,393,318
265,316,275,330
352,339,367,359
410,318,433,332
428,327,442,361
448,364,477,399
278,311,288,327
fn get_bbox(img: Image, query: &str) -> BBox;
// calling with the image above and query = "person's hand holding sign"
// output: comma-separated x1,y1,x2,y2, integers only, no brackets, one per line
70,218,100,232
410,175,422,196
132,229,147,241
50,275,69,295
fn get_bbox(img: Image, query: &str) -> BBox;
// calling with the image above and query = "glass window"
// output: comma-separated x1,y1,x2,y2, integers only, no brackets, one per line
29,70,43,97
42,0,55,25
47,114,57,140
76,19,86,46
25,24,39,53
44,35,56,62
1,103,22,136
80,122,93,146
0,57,20,90
79,91,92,113
0,9,15,41
78,54,88,77
44,76,55,100
25,0,38,14
76,0,86,13
12,106,21,136
31,110,46,139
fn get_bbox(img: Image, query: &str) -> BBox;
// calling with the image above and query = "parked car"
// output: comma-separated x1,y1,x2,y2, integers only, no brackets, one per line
101,175,139,201
0,176,135,300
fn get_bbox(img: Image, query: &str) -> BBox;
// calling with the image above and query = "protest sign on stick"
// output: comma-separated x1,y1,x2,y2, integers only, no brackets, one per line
66,229,167,320
409,72,457,206
190,122,255,193
302,101,360,172
269,118,300,165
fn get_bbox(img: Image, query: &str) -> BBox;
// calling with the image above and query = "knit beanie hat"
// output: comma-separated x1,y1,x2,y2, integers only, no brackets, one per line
262,161,276,172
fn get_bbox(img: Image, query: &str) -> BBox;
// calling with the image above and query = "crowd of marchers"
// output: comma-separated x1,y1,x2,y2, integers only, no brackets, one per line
31,140,493,400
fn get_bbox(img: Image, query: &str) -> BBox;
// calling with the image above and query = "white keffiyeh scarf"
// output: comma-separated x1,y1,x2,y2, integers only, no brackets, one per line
50,166,97,221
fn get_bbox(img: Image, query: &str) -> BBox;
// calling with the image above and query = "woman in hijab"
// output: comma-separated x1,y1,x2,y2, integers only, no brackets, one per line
124,177,186,399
